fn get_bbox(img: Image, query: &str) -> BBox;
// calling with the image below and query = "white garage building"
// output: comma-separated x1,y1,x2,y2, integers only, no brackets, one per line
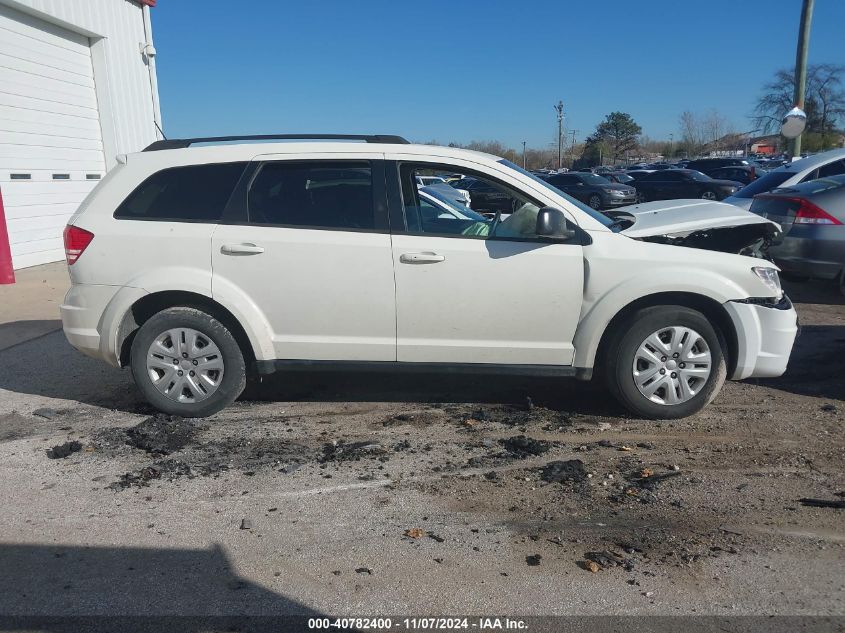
0,0,162,269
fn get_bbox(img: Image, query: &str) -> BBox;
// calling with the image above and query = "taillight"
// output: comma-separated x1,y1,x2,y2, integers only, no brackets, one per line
63,225,94,265
793,198,842,225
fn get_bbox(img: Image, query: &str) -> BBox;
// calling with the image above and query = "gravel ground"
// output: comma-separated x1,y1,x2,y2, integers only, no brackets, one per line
0,280,842,620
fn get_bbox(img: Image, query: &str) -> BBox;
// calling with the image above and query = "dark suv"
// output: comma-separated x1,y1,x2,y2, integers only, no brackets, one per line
685,158,760,175
543,172,637,209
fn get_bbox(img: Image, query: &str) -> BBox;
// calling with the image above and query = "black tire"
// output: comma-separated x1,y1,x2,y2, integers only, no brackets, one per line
130,307,246,417
701,190,718,200
603,305,727,419
636,190,647,203
588,194,603,210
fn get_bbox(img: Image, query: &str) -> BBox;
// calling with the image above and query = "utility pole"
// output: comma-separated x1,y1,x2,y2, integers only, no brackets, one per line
522,141,527,169
554,101,564,170
791,0,815,158
568,130,578,167
669,133,674,160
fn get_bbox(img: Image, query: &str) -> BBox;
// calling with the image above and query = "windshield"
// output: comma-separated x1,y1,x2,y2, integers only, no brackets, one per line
732,169,794,198
581,173,613,185
497,159,614,227
688,170,711,182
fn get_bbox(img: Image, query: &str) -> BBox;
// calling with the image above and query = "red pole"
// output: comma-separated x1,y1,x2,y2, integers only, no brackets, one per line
0,187,15,285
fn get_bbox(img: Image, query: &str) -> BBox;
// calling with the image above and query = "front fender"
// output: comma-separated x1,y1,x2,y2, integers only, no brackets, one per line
573,266,749,369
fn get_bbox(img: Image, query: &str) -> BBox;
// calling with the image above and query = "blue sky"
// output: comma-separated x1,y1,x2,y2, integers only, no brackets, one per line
151,0,845,149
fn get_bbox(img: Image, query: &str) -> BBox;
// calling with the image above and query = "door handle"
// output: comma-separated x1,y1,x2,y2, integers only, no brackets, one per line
399,252,445,264
220,243,265,255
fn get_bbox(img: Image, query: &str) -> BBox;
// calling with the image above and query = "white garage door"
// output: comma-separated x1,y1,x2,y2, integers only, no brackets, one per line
0,4,106,269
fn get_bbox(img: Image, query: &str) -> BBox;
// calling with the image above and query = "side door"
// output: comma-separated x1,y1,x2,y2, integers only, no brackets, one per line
662,172,689,198
386,157,584,366
211,154,397,361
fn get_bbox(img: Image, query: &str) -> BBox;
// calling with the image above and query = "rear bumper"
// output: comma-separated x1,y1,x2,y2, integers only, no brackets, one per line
723,296,798,380
60,284,148,367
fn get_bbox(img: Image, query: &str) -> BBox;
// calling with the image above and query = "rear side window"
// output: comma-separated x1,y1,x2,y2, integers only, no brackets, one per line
115,162,247,221
247,161,374,229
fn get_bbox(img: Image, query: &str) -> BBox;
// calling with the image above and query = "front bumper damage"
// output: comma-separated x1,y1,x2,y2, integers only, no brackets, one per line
723,295,798,380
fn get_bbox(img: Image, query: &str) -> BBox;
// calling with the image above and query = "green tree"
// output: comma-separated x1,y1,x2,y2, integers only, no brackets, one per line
584,112,642,164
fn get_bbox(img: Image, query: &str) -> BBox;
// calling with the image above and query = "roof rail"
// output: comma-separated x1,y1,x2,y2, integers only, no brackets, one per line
142,134,410,151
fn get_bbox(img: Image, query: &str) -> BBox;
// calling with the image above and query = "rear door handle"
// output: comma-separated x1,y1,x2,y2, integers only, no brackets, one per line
400,252,445,264
221,243,265,256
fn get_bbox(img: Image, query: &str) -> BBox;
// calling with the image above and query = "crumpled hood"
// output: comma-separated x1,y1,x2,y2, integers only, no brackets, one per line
617,200,780,238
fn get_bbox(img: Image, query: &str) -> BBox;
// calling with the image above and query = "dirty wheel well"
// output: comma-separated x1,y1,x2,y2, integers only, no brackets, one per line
118,291,255,369
596,292,738,377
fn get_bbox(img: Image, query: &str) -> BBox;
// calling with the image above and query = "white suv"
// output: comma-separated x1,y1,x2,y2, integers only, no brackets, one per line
60,134,798,419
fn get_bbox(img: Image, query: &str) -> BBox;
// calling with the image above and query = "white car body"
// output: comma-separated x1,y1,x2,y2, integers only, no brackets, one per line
723,148,845,210
60,138,798,418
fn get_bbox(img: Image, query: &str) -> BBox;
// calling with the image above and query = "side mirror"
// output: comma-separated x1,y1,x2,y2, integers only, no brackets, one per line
535,207,576,241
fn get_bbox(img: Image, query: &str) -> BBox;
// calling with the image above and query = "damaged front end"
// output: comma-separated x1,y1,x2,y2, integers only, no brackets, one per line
608,200,781,259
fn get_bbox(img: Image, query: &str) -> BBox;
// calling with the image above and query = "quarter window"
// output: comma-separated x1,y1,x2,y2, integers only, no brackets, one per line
115,162,247,221
247,161,375,229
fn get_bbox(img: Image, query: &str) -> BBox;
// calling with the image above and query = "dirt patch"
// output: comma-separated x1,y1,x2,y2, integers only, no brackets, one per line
46,440,82,459
124,414,200,455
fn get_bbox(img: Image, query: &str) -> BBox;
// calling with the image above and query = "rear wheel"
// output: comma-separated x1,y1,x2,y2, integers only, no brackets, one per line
130,307,246,417
604,306,727,419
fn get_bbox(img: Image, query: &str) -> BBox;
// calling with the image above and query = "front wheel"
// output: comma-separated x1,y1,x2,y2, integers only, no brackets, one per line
130,307,246,417
636,190,647,203
588,194,603,210
701,190,718,200
604,306,727,419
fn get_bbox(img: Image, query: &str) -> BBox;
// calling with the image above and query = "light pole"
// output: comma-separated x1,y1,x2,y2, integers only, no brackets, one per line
791,0,815,158
669,133,674,159
554,101,564,170
522,141,527,169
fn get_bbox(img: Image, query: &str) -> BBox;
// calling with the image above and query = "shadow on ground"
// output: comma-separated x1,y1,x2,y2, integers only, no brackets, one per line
0,542,323,631
0,310,838,416
757,324,845,401
0,319,62,352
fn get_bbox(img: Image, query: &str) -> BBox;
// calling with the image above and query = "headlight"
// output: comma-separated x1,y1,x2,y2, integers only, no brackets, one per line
752,266,782,299
606,188,623,195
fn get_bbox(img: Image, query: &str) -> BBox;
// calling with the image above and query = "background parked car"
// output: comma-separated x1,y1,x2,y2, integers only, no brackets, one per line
542,172,637,209
454,176,518,214
601,171,636,185
626,170,654,181
634,169,742,202
750,175,845,294
707,165,764,186
724,148,845,210
685,157,759,173
416,175,471,207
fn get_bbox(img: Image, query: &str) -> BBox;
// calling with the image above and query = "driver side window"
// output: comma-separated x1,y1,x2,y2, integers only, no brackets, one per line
398,162,542,239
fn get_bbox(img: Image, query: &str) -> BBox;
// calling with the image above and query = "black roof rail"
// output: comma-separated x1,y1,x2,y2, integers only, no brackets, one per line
143,134,410,151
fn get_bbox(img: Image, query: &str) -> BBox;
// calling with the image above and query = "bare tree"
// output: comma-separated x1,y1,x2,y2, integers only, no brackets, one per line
679,110,703,155
753,63,845,147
